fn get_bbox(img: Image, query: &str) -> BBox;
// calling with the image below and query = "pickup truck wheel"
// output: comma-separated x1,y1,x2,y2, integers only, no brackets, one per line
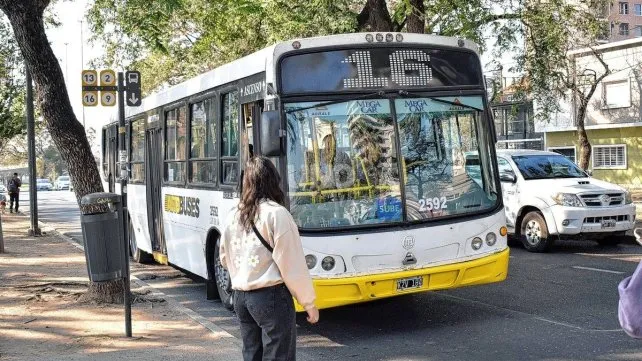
520,211,553,252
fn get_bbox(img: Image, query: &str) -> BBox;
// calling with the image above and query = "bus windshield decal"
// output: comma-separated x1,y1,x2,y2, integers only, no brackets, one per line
280,47,482,94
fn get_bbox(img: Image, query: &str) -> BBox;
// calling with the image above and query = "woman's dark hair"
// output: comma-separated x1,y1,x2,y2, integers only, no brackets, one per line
238,156,285,232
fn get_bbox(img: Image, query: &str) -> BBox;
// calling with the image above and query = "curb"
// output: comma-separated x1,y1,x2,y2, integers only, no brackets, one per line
34,218,241,346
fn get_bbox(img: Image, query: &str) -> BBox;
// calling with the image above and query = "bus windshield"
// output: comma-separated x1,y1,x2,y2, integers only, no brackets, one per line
285,95,498,229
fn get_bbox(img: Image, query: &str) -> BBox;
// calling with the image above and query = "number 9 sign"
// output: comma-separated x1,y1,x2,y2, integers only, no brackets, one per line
101,91,117,106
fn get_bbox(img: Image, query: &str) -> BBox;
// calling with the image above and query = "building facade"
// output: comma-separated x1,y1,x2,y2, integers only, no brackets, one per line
488,75,543,150
609,1,642,41
537,38,642,189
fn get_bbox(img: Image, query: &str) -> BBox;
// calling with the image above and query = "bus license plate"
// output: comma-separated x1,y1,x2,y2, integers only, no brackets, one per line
396,276,423,292
601,220,616,229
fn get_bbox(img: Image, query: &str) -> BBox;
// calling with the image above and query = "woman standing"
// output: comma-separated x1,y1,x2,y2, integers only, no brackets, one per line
220,156,319,361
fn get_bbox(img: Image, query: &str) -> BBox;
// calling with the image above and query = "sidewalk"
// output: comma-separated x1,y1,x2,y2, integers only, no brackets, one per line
0,214,243,361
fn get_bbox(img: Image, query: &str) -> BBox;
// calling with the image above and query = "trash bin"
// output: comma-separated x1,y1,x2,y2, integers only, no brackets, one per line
80,192,125,282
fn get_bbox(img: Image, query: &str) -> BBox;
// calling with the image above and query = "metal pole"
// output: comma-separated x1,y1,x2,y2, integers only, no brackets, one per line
26,66,41,237
64,42,68,84
117,72,132,337
80,20,86,128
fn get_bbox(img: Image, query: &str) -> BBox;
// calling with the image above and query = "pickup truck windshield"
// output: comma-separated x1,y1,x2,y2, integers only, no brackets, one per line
512,155,587,180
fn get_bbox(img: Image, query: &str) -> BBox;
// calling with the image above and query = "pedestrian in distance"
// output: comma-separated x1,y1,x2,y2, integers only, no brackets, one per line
220,156,319,361
7,172,22,214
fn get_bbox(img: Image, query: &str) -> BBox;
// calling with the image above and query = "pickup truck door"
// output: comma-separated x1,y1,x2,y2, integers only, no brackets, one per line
498,157,520,230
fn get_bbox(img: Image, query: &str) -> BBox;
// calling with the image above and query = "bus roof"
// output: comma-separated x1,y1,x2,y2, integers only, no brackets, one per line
122,33,480,121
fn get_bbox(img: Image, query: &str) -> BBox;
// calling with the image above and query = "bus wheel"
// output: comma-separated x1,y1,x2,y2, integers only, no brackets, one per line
214,238,234,310
129,220,152,263
520,211,553,252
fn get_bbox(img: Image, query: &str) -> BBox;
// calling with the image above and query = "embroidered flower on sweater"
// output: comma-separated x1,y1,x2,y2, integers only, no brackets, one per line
248,254,260,268
231,238,242,250
243,236,260,247
234,256,243,268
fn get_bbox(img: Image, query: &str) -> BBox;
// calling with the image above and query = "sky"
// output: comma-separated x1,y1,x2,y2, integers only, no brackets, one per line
47,0,115,133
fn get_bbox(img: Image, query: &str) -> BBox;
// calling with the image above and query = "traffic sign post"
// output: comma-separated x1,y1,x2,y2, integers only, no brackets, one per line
79,69,143,338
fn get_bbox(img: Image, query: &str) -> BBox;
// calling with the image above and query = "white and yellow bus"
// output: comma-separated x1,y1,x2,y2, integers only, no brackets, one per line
101,33,509,311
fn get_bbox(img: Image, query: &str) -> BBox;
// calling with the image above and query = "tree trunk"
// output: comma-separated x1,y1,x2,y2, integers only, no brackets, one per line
406,0,425,34
576,99,592,170
1,0,122,303
357,0,394,32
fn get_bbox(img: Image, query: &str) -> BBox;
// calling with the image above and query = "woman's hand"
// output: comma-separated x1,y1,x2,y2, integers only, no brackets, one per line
306,306,319,324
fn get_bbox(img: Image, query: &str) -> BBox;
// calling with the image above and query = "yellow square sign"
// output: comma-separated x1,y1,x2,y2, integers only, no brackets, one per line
81,70,98,86
100,69,116,86
101,91,117,106
82,91,98,106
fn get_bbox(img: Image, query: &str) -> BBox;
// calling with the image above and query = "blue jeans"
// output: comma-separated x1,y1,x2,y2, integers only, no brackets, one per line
233,284,296,361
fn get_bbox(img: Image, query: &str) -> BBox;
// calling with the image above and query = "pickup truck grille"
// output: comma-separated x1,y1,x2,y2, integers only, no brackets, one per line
584,215,630,224
580,193,624,207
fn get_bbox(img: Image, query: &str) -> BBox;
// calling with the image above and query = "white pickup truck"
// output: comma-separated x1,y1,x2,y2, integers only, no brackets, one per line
494,149,636,252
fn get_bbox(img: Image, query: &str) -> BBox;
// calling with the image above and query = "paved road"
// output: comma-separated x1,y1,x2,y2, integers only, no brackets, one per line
17,191,642,360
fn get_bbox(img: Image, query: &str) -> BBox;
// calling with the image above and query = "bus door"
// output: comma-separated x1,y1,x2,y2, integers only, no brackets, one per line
241,101,261,161
145,126,167,261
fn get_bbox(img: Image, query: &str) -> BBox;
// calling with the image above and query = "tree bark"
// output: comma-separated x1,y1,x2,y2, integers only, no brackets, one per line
357,0,394,32
406,0,425,34
1,0,122,303
576,98,591,170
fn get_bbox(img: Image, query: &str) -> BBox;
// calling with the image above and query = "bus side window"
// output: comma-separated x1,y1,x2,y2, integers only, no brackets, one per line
221,91,239,185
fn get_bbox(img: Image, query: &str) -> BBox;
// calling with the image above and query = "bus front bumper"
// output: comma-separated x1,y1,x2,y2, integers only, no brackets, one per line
296,248,510,311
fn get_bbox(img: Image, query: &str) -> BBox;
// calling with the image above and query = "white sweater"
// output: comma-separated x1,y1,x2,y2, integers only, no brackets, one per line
220,200,316,310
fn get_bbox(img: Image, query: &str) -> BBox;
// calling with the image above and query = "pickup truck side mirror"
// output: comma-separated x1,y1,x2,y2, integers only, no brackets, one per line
499,172,517,183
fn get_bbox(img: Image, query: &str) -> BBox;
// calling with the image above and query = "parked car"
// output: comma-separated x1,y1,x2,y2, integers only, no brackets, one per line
496,149,636,252
0,184,6,193
36,178,53,191
54,176,70,190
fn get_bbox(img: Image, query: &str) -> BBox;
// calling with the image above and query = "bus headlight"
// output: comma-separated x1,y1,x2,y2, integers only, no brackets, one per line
305,255,317,269
321,256,335,271
471,237,483,250
486,232,497,246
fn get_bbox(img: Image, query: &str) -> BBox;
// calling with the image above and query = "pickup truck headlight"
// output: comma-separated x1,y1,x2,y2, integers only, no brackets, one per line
625,191,633,204
552,193,583,207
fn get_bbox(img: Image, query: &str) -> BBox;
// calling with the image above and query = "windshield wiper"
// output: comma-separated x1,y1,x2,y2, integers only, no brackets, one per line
397,90,484,112
285,91,389,114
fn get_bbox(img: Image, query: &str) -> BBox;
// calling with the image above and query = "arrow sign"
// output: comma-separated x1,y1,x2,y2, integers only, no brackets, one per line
125,70,142,106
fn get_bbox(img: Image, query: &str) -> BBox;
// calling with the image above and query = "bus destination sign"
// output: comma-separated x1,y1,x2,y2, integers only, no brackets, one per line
279,47,483,94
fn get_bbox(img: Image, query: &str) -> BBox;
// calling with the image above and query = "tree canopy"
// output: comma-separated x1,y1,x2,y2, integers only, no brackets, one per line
0,18,26,153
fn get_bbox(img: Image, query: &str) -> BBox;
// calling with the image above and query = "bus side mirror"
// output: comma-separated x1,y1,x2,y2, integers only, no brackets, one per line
499,172,517,183
260,111,283,157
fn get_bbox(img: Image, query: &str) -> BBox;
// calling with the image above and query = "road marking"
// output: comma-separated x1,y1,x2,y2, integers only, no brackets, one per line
437,293,624,333
571,266,625,275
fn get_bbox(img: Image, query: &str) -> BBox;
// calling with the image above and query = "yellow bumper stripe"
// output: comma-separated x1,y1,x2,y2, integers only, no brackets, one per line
295,248,510,311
